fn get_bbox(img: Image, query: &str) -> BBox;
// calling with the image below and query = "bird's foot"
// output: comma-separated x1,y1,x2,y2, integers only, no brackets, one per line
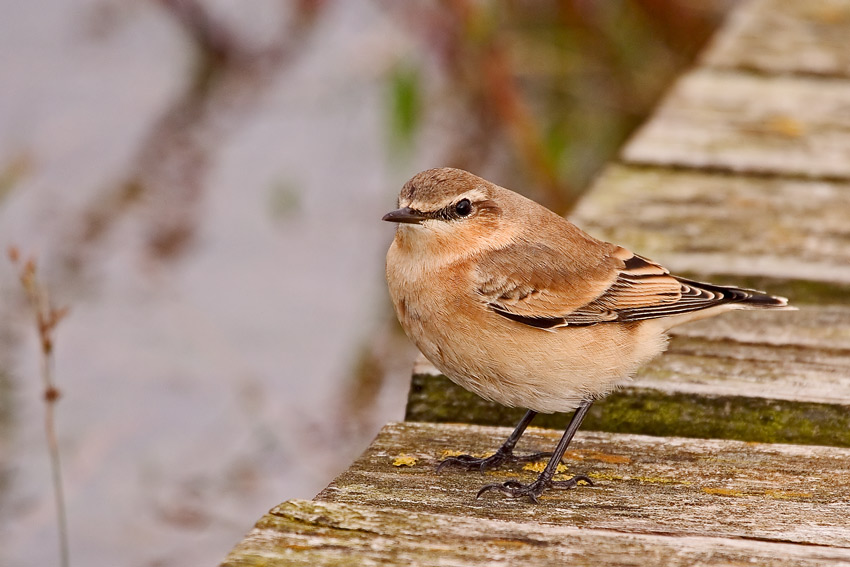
437,448,551,473
476,474,593,504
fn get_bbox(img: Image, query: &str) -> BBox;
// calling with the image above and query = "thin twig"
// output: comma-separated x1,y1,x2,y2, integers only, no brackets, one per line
64,0,328,273
9,246,71,567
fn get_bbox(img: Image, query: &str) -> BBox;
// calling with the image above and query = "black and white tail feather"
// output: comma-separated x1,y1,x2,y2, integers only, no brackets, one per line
615,275,791,321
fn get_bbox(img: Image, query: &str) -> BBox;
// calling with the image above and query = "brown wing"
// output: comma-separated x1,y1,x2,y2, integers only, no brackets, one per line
474,237,624,320
565,254,688,325
481,245,752,329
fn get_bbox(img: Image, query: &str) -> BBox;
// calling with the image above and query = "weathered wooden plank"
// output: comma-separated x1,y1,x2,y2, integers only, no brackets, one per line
316,422,850,549
703,0,850,78
629,299,850,414
573,165,850,284
222,498,850,567
407,378,850,448
621,69,850,179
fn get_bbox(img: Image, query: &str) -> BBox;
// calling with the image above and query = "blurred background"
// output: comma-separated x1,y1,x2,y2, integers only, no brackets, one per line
0,1,729,565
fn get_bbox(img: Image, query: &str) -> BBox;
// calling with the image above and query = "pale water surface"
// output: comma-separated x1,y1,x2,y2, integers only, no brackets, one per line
0,2,425,565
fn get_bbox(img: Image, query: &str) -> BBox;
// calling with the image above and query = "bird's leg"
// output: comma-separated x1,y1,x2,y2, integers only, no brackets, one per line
477,400,594,503
437,410,550,473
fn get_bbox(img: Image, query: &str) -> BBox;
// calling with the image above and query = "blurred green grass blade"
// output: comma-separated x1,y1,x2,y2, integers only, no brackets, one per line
387,63,422,151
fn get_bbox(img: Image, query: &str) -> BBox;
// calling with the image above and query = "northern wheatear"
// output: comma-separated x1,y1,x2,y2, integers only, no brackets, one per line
383,167,793,503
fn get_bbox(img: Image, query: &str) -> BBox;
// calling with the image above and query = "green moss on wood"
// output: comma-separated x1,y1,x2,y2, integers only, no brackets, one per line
224,503,375,567
405,374,850,447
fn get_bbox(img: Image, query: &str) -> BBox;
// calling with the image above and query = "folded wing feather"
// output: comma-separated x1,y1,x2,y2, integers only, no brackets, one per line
479,246,767,329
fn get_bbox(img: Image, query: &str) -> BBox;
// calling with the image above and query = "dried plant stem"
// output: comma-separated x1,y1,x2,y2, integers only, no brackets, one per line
9,248,70,567
40,316,69,567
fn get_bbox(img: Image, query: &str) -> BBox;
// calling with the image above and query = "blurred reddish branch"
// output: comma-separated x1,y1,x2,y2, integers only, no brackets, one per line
60,0,721,277
445,0,571,212
65,0,327,275
481,36,568,212
8,246,71,567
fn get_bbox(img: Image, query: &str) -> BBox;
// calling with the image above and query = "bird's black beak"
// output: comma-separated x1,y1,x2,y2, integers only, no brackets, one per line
382,207,428,224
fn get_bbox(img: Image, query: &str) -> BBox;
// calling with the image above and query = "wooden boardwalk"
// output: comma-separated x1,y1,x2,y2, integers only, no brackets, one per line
223,1,850,564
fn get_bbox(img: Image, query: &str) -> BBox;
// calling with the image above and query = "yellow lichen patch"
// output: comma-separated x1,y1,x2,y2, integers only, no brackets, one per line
809,4,850,24
523,462,568,474
392,454,418,467
634,476,689,485
490,539,532,548
440,450,465,459
765,490,813,500
702,487,743,497
585,451,631,465
764,114,805,138
484,470,526,479
587,471,624,481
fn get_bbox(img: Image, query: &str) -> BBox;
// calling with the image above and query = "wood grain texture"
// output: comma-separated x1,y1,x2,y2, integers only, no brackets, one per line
649,307,850,403
703,0,850,77
223,423,850,565
223,498,850,567
314,422,850,547
621,69,850,179
575,165,850,284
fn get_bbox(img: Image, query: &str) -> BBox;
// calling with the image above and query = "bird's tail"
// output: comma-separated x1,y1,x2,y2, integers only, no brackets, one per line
674,276,794,310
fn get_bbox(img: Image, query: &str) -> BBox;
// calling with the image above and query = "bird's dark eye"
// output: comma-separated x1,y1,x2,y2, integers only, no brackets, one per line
455,198,472,217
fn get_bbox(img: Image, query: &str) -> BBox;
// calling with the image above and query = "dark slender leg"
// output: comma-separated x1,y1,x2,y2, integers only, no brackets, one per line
477,400,594,503
437,410,551,473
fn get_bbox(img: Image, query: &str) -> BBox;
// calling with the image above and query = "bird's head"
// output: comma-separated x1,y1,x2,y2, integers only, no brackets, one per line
383,168,521,262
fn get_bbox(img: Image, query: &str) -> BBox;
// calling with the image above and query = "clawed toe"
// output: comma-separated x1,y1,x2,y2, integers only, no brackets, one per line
437,450,551,473
476,474,593,503
437,453,498,473
551,474,593,490
514,451,553,463
437,454,470,473
476,480,537,502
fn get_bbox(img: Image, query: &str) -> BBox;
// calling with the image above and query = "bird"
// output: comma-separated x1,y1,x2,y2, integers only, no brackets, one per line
383,167,793,503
